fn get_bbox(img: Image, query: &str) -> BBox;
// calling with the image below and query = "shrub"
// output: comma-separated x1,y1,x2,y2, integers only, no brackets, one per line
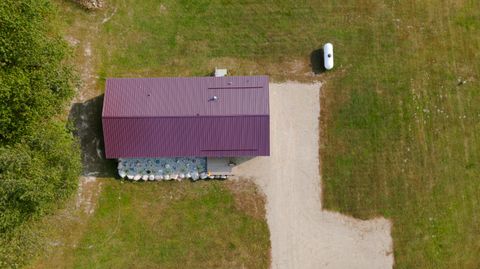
0,0,76,143
0,122,81,234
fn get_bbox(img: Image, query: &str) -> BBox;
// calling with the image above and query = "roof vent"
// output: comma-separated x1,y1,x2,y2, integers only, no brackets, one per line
209,96,219,102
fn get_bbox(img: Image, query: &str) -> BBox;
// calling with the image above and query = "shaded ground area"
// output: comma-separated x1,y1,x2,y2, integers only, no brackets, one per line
310,48,325,74
234,83,393,269
69,95,116,177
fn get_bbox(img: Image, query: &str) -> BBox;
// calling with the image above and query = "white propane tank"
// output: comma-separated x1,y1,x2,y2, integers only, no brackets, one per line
323,43,334,70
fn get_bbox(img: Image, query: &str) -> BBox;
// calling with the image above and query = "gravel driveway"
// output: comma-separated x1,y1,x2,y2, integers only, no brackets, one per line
233,82,393,269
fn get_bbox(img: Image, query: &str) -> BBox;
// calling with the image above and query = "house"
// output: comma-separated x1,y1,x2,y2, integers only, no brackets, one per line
101,76,270,180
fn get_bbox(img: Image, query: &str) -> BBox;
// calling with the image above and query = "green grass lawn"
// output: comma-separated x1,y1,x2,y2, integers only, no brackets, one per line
319,1,480,269
29,180,269,268
52,0,480,268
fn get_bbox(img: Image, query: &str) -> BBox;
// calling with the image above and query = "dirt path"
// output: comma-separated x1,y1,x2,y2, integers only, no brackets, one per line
26,16,108,269
233,82,393,269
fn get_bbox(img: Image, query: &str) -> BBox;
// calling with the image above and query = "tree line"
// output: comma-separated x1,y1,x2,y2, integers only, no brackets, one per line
0,0,81,266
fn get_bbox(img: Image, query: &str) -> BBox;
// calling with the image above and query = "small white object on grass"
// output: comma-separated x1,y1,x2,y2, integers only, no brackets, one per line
214,68,228,77
323,43,334,70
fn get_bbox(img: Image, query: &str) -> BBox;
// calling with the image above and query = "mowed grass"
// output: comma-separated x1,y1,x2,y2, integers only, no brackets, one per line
56,0,480,268
86,0,328,82
320,2,480,269
31,180,270,268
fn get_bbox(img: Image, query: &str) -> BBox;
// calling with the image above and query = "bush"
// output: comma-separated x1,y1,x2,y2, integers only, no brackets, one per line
0,120,81,267
0,220,41,268
0,122,81,233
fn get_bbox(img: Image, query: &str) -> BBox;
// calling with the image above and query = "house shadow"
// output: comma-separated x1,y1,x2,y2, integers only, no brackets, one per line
231,157,256,167
69,95,117,177
310,48,326,74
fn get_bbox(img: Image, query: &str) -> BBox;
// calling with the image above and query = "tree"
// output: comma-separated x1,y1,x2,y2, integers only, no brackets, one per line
0,0,76,143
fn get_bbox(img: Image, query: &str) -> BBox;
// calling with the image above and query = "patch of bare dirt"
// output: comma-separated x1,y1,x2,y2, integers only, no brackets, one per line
76,176,102,215
159,4,168,14
72,0,104,10
207,57,319,83
102,6,117,24
226,179,267,220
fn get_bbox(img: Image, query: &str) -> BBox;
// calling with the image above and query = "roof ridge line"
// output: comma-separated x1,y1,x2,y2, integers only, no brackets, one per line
102,115,269,119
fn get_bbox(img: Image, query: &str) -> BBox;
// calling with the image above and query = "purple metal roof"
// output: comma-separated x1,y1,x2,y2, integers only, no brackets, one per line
102,76,269,158
102,76,269,117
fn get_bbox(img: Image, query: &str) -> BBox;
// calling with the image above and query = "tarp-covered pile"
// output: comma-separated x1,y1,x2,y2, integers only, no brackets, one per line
117,158,221,181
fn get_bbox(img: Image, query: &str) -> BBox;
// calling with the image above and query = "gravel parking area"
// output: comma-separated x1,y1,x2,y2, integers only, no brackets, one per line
233,82,393,269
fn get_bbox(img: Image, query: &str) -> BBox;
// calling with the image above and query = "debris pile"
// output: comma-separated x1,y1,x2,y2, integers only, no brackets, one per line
72,0,104,10
117,158,225,181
